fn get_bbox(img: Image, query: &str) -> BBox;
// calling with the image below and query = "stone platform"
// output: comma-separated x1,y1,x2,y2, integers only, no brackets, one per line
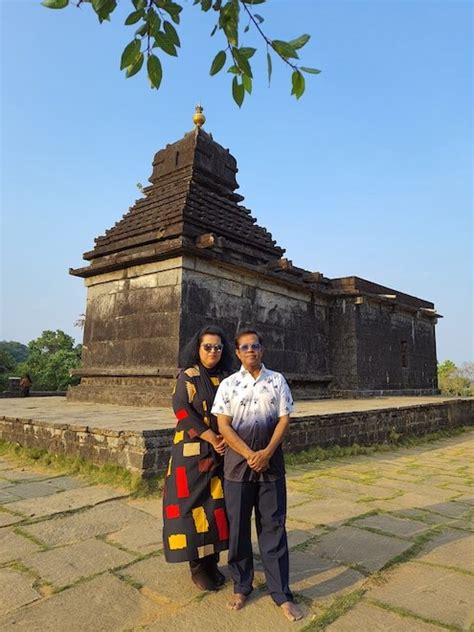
1,396,472,478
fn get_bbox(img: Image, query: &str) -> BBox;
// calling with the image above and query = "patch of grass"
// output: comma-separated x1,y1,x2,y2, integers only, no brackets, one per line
14,526,49,550
116,572,144,591
380,526,444,571
300,589,366,631
368,598,464,632
285,427,471,470
0,440,163,496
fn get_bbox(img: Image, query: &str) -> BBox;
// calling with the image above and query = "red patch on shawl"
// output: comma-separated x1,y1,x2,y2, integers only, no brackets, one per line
187,428,199,439
176,409,189,421
165,504,180,519
198,458,214,473
176,466,190,498
214,508,229,541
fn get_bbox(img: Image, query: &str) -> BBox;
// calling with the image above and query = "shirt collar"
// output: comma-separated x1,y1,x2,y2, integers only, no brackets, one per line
239,363,267,380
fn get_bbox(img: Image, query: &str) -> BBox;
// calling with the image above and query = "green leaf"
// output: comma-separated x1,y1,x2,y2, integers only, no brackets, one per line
163,21,180,46
92,0,117,23
135,23,148,36
233,48,252,77
254,13,264,23
210,23,219,36
120,39,141,70
164,2,182,24
133,0,146,9
289,34,310,50
125,10,143,25
146,8,161,37
301,66,321,74
232,76,245,107
201,0,212,10
147,54,163,89
239,47,256,59
126,52,144,78
219,1,239,47
242,73,252,94
291,70,305,99
154,31,177,56
242,0,266,4
272,40,298,60
41,0,68,8
227,65,240,74
266,51,272,85
210,50,226,75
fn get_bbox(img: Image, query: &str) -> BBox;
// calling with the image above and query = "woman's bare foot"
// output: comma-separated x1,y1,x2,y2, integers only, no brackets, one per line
227,593,247,611
280,601,303,622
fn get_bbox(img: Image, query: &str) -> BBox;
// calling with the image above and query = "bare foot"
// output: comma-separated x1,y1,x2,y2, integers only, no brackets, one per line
280,601,303,622
227,593,247,611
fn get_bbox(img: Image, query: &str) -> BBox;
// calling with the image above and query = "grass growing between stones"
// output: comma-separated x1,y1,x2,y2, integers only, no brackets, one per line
367,599,465,632
284,427,471,469
0,440,163,496
300,588,366,631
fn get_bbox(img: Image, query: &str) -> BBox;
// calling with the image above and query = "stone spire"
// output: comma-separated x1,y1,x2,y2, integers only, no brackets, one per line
70,123,284,279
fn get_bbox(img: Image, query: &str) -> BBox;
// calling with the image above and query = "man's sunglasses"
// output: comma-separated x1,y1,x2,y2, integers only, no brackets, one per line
201,343,223,352
238,343,262,352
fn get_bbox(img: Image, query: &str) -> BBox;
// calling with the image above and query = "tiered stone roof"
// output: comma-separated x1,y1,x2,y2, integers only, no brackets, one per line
70,127,284,277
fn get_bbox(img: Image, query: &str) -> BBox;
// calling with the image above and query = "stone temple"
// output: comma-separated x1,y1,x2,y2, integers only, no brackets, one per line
68,110,439,406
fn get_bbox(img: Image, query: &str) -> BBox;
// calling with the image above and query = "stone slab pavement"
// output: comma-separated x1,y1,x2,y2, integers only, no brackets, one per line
0,395,460,432
0,432,472,631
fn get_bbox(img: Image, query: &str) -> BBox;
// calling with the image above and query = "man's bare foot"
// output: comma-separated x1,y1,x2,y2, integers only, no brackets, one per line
227,593,247,611
280,601,303,622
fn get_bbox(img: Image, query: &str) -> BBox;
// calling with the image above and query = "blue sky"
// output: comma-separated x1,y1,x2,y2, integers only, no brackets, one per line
1,0,472,364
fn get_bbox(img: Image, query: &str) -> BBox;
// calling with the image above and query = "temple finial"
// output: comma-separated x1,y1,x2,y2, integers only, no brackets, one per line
193,104,206,129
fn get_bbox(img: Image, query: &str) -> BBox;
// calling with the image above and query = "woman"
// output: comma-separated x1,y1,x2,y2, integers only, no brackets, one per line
163,326,234,591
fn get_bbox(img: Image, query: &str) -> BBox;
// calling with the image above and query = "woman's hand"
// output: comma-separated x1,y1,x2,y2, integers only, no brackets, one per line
201,429,226,455
212,434,226,455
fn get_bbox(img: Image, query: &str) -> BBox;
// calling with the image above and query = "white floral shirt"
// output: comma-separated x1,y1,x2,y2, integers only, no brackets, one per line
211,364,294,481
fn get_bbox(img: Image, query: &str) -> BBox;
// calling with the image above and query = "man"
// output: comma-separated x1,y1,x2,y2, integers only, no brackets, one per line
211,329,303,622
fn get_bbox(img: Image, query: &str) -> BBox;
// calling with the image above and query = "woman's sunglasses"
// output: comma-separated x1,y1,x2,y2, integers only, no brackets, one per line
201,343,223,352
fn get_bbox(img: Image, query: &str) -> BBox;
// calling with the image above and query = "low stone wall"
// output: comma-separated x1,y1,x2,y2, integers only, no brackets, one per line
0,399,472,478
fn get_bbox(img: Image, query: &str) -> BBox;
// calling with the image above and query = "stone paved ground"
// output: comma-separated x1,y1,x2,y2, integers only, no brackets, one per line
0,432,472,631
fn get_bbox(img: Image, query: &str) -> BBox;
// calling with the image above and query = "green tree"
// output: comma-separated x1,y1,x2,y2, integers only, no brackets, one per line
0,341,29,363
437,360,472,397
19,330,82,391
0,349,17,391
41,0,320,105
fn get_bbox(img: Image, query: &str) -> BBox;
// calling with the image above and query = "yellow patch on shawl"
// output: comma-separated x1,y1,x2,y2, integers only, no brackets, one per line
173,431,184,444
184,366,200,378
210,477,224,499
210,376,220,386
168,534,187,550
185,381,197,403
192,506,209,533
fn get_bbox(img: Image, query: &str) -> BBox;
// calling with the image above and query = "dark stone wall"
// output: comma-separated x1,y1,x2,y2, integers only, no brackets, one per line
80,262,182,371
328,298,358,390
355,302,438,391
328,298,438,393
179,258,330,377
3,399,471,477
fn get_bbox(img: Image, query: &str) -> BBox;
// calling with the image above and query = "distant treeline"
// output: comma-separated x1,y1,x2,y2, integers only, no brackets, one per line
0,331,81,392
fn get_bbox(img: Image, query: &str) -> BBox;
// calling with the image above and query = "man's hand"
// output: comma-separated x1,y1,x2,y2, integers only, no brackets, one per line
247,449,270,473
